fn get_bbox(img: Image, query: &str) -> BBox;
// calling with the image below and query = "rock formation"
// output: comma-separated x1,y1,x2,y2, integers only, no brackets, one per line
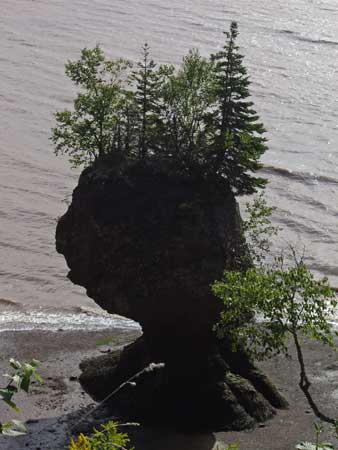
56,161,287,430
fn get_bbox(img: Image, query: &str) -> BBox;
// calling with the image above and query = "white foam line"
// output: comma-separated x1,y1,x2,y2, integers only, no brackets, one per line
0,311,141,332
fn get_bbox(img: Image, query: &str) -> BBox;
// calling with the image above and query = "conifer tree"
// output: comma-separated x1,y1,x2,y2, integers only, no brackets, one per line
115,90,139,158
208,21,267,194
131,43,161,160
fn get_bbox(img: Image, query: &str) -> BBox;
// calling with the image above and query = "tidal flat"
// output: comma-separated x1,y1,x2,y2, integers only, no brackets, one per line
1,329,338,450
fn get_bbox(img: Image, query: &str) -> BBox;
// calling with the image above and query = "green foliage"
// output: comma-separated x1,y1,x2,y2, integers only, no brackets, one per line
0,359,41,436
215,445,239,450
207,21,268,194
52,22,267,195
0,419,27,437
159,49,214,164
214,190,338,424
296,444,334,450
131,43,162,160
296,423,335,450
69,421,133,450
213,256,337,360
52,46,132,167
242,192,280,266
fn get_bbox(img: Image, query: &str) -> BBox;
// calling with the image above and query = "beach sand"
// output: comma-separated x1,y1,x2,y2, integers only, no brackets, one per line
0,328,338,450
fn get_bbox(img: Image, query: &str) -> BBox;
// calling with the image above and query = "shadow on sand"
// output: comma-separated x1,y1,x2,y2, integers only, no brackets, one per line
0,405,217,450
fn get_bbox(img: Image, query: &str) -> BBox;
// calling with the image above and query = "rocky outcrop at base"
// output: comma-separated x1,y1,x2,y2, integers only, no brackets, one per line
79,337,287,431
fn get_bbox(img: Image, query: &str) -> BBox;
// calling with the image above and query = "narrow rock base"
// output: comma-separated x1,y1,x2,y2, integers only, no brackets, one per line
79,338,288,431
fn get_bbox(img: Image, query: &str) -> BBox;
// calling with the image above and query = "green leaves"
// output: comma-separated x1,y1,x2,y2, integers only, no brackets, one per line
295,422,335,449
214,247,338,425
242,193,280,266
52,47,132,167
0,387,19,411
0,420,27,437
131,43,163,160
5,359,42,393
160,49,214,159
208,20,268,194
1,359,42,437
69,421,134,450
296,442,334,450
213,256,337,361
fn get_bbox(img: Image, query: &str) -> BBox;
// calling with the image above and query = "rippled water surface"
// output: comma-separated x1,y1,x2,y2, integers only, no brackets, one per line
1,0,338,326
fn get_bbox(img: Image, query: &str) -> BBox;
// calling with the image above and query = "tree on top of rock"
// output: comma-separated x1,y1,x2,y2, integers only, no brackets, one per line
51,46,131,167
131,43,162,160
52,23,268,196
159,49,214,168
207,21,268,195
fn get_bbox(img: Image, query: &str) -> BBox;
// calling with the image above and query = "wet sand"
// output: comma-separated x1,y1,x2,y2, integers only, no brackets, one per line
0,329,338,450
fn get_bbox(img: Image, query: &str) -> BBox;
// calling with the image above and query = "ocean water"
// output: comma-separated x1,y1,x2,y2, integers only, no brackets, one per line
1,0,338,329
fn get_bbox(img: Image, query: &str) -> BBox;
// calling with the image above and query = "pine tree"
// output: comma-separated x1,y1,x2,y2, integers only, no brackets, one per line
208,21,267,194
132,44,161,160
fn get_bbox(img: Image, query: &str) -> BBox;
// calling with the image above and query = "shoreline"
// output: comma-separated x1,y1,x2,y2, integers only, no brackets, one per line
0,329,338,450
0,299,141,333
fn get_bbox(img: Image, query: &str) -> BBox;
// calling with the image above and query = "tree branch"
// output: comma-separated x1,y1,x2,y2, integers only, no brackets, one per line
292,330,335,424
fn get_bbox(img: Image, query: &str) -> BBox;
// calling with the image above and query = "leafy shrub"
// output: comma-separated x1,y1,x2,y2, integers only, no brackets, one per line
296,422,336,450
213,257,337,360
214,189,338,425
69,421,134,450
296,442,334,450
241,192,280,266
0,359,41,436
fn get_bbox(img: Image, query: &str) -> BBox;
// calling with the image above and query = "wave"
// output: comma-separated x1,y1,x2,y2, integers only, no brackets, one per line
303,260,338,279
297,36,338,47
278,29,338,47
0,309,140,332
0,301,140,332
261,164,338,186
0,297,19,308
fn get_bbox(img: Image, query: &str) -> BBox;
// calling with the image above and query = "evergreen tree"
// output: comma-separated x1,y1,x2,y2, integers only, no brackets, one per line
131,43,161,160
114,90,139,158
208,21,267,194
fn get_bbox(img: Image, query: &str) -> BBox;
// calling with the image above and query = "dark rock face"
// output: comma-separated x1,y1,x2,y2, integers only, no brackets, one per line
56,164,244,360
56,163,287,430
79,337,287,431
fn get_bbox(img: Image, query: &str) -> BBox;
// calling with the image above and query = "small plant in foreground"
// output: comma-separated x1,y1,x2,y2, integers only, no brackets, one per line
296,443,334,450
69,421,134,450
0,359,41,436
296,423,334,450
